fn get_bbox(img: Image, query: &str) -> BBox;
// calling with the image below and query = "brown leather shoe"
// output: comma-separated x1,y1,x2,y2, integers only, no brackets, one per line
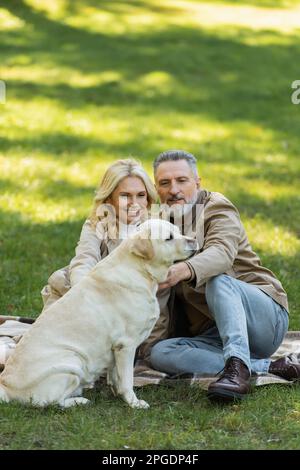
207,356,251,402
269,354,300,381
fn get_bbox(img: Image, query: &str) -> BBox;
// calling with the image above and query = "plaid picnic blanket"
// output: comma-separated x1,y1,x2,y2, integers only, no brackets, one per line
1,315,300,388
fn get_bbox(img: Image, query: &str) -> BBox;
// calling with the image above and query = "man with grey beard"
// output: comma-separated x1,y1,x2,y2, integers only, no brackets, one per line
148,149,299,402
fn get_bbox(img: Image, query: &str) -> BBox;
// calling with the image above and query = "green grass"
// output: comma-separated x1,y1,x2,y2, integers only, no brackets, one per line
1,384,300,450
0,0,300,450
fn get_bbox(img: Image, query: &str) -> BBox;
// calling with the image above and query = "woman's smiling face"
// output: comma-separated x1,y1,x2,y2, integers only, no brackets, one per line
107,176,148,224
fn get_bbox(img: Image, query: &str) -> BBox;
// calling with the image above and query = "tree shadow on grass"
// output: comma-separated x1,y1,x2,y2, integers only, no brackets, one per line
1,140,299,238
204,0,297,7
0,174,95,206
1,1,300,141
0,1,298,319
0,131,109,157
48,0,300,16
227,188,300,238
0,207,85,317
64,0,183,16
0,178,24,193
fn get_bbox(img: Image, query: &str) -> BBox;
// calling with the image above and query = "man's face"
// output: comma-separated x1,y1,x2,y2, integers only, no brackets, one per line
155,159,200,208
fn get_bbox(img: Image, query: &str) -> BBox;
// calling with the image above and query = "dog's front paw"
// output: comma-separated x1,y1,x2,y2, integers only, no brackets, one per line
61,397,90,408
130,399,150,409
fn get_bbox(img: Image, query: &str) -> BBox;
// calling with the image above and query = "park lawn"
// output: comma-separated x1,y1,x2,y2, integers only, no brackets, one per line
0,0,300,450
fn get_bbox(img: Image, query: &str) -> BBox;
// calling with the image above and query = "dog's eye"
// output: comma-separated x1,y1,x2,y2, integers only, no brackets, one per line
165,234,173,241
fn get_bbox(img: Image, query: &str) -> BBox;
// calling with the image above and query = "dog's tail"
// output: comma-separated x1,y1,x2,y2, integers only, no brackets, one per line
0,382,9,403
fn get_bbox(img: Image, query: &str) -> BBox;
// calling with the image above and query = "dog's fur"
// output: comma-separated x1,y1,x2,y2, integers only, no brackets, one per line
0,219,197,408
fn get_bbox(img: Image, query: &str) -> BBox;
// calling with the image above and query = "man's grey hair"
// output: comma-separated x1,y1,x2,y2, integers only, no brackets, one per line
153,149,198,177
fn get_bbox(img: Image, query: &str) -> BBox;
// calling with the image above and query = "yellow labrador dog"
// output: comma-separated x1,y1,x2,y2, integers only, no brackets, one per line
0,219,197,409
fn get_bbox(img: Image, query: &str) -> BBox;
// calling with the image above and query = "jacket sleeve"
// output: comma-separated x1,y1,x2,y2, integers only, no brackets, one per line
69,220,102,286
187,194,241,288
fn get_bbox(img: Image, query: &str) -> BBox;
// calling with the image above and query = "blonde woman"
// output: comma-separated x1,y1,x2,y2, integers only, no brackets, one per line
41,158,157,311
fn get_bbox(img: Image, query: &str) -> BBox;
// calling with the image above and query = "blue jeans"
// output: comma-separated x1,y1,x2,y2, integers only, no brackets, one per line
151,274,289,376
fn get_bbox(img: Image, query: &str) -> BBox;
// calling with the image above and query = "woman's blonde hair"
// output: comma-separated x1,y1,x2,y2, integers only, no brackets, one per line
89,158,157,227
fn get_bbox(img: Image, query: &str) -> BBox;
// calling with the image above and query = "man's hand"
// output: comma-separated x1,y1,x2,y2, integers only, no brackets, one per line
158,262,192,290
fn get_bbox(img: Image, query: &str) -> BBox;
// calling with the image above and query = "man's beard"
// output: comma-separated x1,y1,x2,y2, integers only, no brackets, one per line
168,191,199,217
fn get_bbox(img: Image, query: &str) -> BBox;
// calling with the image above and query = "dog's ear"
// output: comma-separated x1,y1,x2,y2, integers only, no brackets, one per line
129,238,154,260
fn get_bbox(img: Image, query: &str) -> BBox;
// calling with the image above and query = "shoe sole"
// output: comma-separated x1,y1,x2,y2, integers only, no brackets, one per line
207,389,247,403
